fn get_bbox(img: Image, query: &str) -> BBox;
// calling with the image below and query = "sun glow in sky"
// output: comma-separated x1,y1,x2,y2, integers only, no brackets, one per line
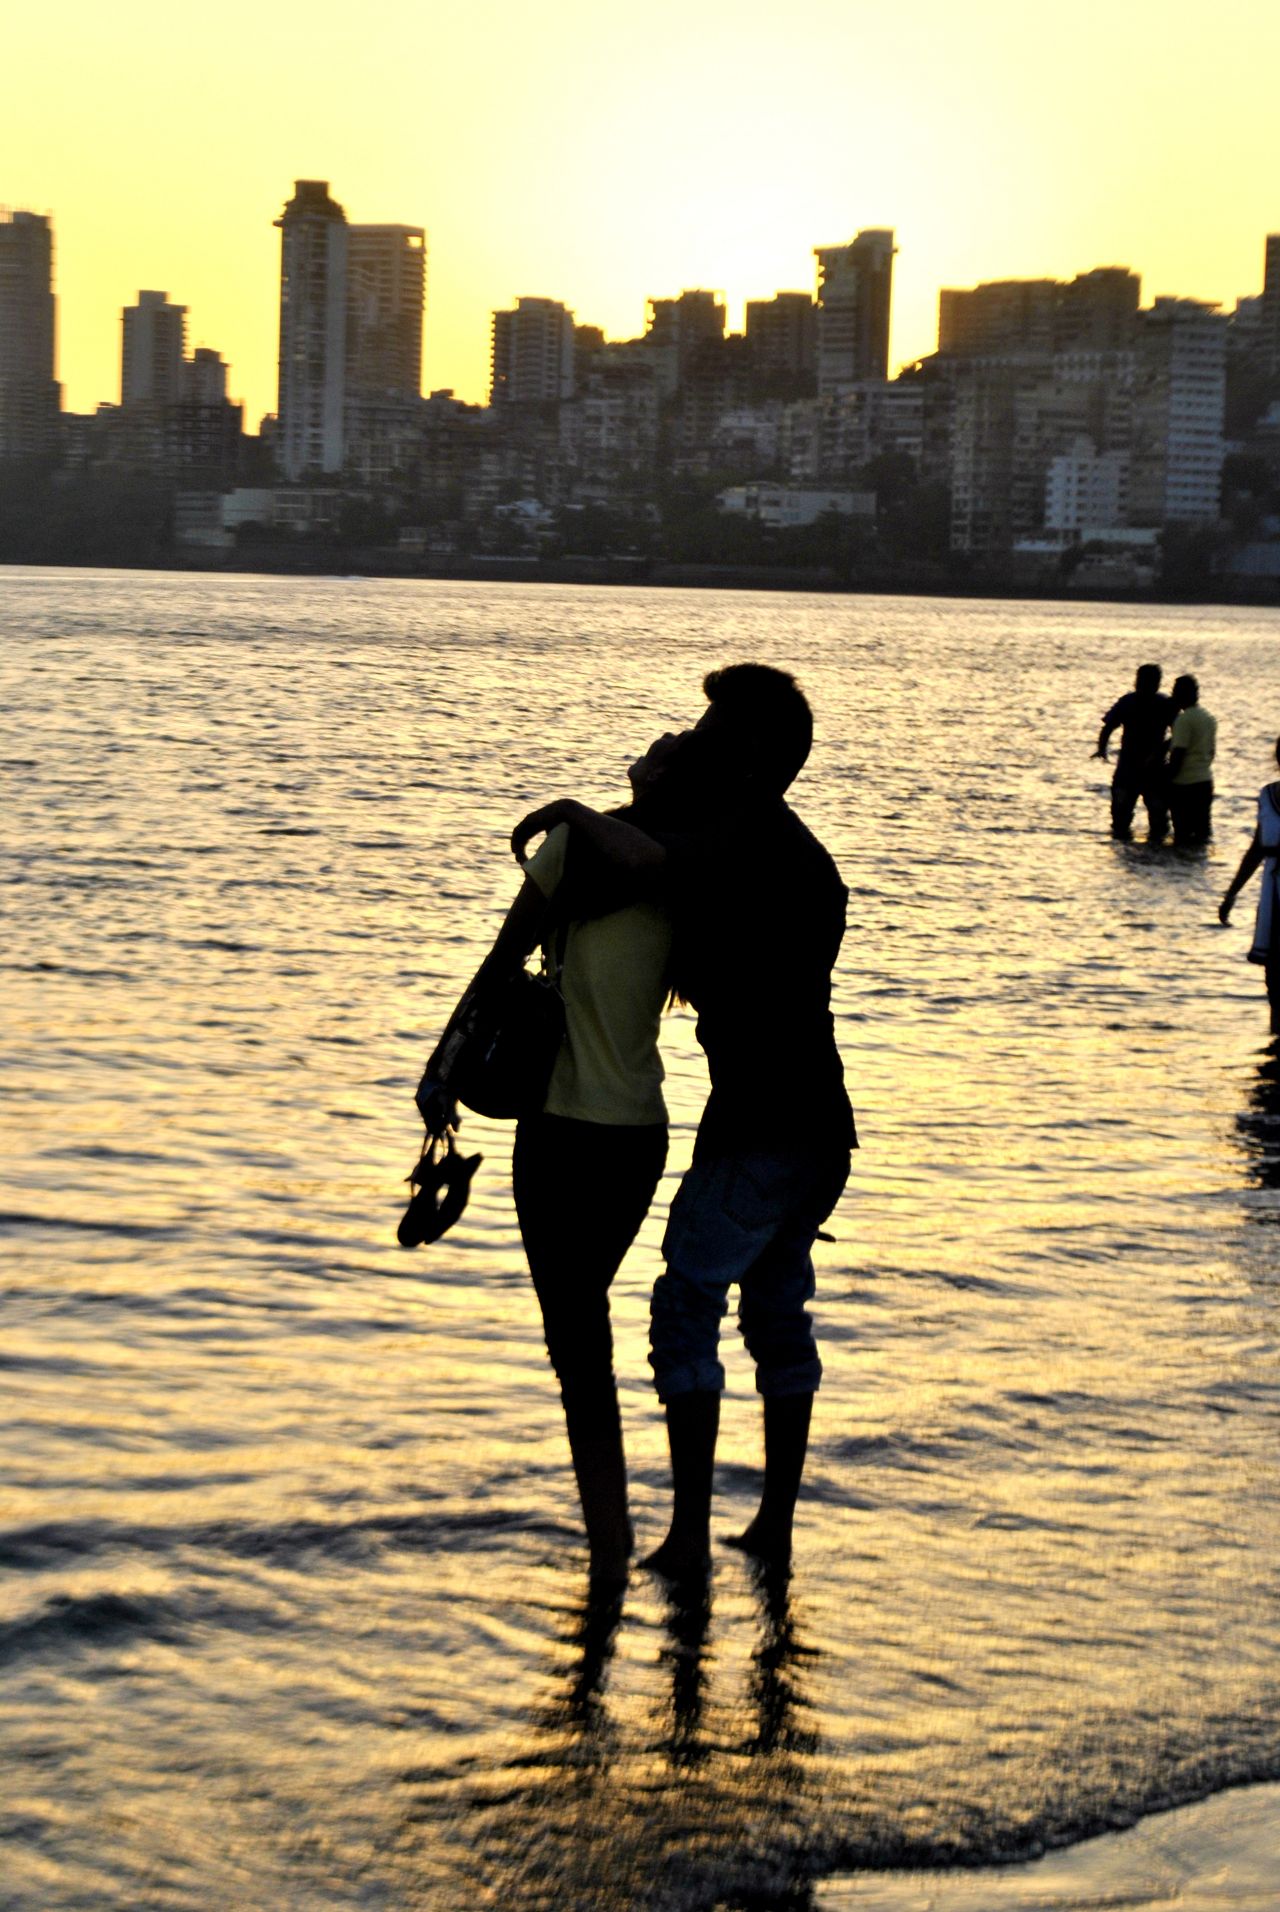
6,0,1279,424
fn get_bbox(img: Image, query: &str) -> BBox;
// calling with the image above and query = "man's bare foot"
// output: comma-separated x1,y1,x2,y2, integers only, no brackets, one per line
722,1517,792,1566
642,1532,710,1581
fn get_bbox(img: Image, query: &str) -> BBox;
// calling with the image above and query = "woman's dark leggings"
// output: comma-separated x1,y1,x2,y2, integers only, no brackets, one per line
513,1114,668,1431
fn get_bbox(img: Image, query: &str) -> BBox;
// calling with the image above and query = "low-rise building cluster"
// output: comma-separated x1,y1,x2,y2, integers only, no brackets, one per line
3,190,1280,590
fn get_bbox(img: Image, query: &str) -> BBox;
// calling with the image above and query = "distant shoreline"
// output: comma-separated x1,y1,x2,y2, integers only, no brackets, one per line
4,552,1279,611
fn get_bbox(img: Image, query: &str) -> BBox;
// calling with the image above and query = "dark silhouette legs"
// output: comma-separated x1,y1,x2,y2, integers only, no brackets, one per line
643,1391,720,1579
644,1387,813,1578
513,1113,667,1585
724,1390,814,1566
1267,965,1280,1039
562,1385,633,1585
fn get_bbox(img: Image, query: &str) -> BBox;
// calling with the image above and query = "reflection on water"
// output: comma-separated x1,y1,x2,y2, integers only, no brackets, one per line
1236,1043,1280,1203
4,570,1280,1908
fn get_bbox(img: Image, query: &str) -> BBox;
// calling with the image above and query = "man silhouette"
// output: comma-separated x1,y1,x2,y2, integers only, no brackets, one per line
1094,663,1173,842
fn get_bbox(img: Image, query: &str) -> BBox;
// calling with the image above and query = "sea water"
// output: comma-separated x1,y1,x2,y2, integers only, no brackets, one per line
3,569,1280,1910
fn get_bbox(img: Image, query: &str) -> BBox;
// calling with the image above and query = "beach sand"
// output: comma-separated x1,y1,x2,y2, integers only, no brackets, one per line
817,1783,1280,1910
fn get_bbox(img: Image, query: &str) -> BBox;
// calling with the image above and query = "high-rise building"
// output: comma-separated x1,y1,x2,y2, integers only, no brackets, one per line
276,180,349,478
939,268,1140,357
176,349,243,477
490,298,575,405
1056,268,1142,350
346,225,425,398
640,289,726,399
745,292,816,384
939,280,1057,356
0,210,60,460
1129,298,1227,525
183,347,228,406
814,230,895,394
121,291,187,407
1263,234,1280,379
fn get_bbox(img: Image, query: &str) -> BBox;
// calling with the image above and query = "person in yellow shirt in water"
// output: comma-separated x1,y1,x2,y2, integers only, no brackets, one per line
1167,674,1217,848
417,732,715,1587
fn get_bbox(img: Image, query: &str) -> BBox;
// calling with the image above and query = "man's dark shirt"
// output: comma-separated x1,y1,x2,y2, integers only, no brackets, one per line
662,799,856,1156
1103,690,1173,786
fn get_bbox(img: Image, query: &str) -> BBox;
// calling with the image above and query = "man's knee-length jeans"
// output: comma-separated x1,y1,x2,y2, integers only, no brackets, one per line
649,1147,850,1401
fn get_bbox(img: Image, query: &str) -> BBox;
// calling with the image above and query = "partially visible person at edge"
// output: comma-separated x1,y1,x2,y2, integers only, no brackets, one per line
1219,737,1280,1035
416,732,714,1586
1094,662,1173,842
1167,673,1217,848
512,665,855,1578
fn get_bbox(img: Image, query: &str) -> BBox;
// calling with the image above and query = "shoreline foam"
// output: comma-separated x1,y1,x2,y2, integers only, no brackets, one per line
817,1781,1280,1910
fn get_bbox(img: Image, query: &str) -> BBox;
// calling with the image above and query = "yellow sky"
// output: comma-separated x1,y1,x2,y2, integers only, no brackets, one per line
5,0,1278,423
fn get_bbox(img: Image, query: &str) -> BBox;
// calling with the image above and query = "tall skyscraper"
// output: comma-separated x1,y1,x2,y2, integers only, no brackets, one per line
1263,233,1280,379
121,291,187,407
490,298,575,405
275,183,427,479
276,180,349,478
346,225,425,398
814,230,895,394
0,210,60,460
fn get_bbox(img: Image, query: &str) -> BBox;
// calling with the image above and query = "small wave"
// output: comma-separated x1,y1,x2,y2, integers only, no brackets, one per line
0,1505,555,1578
0,1589,187,1666
0,1519,119,1570
0,1209,183,1240
38,1143,200,1166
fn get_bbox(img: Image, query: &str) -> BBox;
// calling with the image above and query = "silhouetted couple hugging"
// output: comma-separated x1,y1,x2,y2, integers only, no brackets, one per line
417,663,854,1586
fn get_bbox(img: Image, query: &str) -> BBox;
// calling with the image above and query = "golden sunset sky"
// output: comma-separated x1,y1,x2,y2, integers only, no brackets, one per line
6,0,1278,424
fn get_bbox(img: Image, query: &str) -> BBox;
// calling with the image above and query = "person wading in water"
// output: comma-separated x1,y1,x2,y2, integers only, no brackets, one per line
513,665,855,1577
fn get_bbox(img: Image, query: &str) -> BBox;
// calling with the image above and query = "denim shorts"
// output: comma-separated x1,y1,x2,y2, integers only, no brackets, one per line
649,1146,849,1401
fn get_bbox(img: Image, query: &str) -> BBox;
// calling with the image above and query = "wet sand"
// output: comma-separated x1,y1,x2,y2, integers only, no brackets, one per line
819,1782,1280,1909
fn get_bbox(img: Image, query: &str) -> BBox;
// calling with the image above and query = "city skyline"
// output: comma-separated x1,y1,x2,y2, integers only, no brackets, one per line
4,189,1277,433
6,0,1278,423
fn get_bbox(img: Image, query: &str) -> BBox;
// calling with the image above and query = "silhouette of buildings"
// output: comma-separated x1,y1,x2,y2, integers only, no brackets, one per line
938,268,1139,356
1263,234,1280,379
745,292,816,388
122,290,186,407
490,297,576,405
4,186,1278,593
342,224,427,484
175,350,243,478
346,225,425,398
0,210,60,460
814,230,895,393
274,180,426,479
275,180,350,477
644,289,726,397
101,290,244,478
1129,297,1227,525
925,264,1231,555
